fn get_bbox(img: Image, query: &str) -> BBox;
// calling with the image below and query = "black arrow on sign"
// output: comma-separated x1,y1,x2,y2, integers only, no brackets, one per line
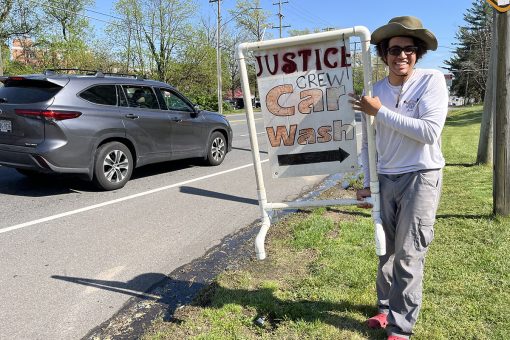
277,148,350,166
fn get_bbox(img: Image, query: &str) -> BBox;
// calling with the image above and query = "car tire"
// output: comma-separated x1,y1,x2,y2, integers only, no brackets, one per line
93,142,133,190
206,131,226,166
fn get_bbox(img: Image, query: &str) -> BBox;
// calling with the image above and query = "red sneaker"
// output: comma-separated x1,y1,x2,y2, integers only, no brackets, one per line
387,336,407,340
367,313,388,329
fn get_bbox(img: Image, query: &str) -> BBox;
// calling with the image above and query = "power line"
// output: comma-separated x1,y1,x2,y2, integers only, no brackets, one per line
31,0,204,46
285,1,336,31
33,0,117,27
83,6,123,21
438,45,457,50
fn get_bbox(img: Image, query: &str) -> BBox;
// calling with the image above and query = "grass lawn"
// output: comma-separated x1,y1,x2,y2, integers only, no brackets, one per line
144,105,510,339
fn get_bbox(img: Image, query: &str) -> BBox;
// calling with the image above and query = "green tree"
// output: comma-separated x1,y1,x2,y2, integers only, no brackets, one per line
229,1,271,102
42,0,92,41
112,0,196,82
37,0,94,69
222,27,247,102
0,0,39,75
166,27,217,102
231,0,271,42
352,52,387,95
287,28,321,37
445,0,493,102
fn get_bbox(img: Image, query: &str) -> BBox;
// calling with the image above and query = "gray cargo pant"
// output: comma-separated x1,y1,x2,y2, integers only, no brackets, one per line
376,169,442,339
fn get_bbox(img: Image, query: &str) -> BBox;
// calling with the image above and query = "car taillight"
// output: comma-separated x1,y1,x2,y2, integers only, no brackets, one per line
7,76,25,81
15,109,82,121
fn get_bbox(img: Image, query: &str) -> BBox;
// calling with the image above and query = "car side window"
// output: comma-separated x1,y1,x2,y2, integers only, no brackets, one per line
123,85,159,109
158,88,194,113
79,85,117,106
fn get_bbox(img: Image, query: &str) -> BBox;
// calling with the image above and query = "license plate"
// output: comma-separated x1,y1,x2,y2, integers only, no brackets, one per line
0,119,12,133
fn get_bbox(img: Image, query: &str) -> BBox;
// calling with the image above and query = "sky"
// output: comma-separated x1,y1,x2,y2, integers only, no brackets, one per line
91,0,477,73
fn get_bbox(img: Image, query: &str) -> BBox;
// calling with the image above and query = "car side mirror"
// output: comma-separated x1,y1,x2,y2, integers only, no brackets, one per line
191,104,201,118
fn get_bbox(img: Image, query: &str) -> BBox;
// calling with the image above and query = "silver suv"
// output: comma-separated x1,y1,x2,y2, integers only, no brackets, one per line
0,71,232,190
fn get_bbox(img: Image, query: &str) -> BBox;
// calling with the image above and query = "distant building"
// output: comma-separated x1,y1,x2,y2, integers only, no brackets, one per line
449,96,464,106
226,88,258,109
449,96,475,106
10,38,40,66
444,73,453,88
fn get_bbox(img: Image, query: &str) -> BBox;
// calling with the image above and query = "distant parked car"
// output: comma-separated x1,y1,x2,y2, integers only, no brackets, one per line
0,70,232,190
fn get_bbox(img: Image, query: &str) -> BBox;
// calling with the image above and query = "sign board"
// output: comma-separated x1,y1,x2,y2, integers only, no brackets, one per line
487,0,510,12
444,73,453,87
254,39,358,178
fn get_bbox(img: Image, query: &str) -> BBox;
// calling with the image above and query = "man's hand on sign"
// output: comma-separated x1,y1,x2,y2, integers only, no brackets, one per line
348,93,381,116
356,187,373,209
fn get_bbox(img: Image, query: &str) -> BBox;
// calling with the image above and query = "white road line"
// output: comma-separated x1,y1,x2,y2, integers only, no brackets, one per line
227,113,262,118
0,160,269,235
229,118,263,124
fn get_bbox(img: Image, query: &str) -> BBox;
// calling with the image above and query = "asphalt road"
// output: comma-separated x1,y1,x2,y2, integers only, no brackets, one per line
0,112,330,339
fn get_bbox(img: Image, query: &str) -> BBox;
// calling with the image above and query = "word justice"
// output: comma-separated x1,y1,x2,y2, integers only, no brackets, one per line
256,46,351,76
266,120,355,148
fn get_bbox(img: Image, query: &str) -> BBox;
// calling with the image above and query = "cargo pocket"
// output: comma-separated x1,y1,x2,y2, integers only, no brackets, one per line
418,171,440,191
414,218,435,251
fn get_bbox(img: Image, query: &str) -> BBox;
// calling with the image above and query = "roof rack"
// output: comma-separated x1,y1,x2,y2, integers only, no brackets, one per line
102,72,144,80
43,69,144,79
44,68,100,76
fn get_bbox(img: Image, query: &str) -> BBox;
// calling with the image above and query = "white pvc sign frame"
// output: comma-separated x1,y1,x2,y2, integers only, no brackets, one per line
237,27,385,260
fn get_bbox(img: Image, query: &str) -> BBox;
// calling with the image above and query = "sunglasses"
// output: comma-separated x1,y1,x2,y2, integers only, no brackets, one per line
387,46,418,56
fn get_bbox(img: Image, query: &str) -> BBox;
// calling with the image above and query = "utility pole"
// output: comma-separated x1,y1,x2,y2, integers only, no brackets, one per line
126,25,132,74
352,41,357,81
494,9,510,215
477,10,497,165
0,44,3,76
273,0,290,38
464,70,470,106
375,57,380,82
210,0,223,114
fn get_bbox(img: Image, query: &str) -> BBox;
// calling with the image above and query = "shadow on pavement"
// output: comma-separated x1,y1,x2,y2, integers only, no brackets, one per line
53,219,382,340
179,186,259,205
231,146,268,154
53,274,380,339
0,169,97,197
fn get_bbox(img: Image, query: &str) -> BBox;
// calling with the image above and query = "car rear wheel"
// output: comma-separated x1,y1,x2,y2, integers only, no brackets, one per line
93,142,133,190
206,131,226,166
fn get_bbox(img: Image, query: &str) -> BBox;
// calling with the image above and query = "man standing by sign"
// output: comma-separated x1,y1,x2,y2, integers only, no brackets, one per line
350,16,448,340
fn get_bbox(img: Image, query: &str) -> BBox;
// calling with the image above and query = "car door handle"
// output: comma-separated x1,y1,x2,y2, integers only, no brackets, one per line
125,113,139,119
170,118,182,123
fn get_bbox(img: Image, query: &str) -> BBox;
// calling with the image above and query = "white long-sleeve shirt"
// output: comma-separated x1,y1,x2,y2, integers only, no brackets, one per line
361,68,449,188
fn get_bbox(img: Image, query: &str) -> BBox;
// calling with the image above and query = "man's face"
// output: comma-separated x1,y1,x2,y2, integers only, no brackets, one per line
386,36,417,78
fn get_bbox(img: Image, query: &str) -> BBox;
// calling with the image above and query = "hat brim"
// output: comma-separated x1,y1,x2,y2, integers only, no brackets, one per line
371,23,438,51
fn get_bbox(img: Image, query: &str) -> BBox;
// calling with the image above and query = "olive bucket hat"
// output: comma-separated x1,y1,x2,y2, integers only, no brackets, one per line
371,16,438,51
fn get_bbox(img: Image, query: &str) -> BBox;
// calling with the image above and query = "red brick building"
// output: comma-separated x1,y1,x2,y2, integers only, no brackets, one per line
10,38,40,65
